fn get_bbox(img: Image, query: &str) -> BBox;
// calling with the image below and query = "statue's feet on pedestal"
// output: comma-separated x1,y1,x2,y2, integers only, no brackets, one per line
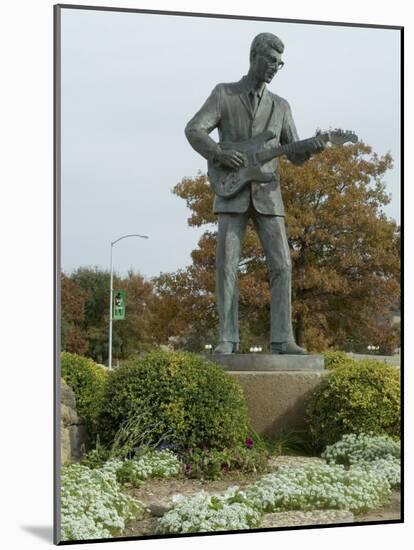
214,341,239,354
271,341,308,355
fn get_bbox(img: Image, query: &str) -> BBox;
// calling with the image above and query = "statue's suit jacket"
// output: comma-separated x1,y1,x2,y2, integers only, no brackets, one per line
185,75,300,216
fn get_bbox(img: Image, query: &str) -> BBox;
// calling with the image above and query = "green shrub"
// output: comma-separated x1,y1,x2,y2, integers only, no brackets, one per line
323,351,355,370
61,352,109,442
181,443,268,480
97,351,252,451
306,360,400,450
80,446,111,469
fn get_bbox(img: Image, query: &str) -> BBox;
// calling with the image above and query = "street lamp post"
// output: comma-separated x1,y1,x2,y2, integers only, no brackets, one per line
109,233,149,369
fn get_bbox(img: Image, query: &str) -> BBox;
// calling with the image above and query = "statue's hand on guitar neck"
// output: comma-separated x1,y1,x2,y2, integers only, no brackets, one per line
289,136,325,165
296,136,326,157
309,136,326,154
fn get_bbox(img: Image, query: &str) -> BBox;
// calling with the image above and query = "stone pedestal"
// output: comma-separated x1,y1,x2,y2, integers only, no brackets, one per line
211,354,326,438
212,353,324,371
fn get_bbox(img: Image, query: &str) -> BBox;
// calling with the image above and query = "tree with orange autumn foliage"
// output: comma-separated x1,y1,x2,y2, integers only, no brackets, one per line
152,140,400,353
61,273,89,355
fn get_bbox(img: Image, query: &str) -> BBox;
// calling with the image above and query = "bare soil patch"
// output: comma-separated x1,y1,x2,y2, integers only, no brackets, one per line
355,491,401,523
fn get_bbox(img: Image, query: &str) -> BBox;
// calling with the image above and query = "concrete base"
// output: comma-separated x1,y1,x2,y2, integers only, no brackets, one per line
228,370,327,438
211,353,324,371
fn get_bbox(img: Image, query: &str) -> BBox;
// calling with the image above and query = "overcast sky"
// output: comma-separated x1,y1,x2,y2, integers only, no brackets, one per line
60,8,401,279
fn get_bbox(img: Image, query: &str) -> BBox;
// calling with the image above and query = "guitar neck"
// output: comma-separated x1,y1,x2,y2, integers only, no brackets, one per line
257,134,328,164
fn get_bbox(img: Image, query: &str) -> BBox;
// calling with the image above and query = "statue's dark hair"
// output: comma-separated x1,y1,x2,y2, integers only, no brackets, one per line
250,33,285,62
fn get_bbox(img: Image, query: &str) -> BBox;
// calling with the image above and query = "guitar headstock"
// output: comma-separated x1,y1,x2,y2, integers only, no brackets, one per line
322,128,358,145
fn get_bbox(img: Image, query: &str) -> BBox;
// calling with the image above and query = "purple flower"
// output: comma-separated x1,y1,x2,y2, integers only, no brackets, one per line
245,437,254,449
184,463,192,476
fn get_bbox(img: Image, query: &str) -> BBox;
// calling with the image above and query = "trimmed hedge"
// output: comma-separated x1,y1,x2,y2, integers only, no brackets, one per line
97,351,252,451
306,359,400,450
61,352,109,442
322,351,355,370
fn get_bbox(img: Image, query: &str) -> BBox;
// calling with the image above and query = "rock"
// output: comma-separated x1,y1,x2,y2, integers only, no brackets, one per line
261,509,355,528
61,378,77,410
147,501,173,517
61,403,79,425
60,379,87,464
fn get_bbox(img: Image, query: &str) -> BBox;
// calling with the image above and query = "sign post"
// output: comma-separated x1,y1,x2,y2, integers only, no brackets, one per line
108,234,149,369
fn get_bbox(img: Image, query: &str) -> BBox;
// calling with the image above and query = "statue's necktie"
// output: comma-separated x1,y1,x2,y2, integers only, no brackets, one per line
250,91,259,113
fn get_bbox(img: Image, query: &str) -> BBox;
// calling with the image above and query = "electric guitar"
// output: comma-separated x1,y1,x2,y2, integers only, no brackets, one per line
208,129,358,199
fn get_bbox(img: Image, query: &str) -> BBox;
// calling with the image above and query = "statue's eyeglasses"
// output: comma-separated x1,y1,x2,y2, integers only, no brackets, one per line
261,54,285,70
268,59,284,70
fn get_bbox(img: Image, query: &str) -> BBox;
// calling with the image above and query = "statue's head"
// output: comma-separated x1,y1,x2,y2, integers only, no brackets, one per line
249,32,285,83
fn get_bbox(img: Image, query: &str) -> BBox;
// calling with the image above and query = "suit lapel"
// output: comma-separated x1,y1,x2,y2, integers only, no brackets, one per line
236,76,254,119
254,86,272,122
239,92,253,119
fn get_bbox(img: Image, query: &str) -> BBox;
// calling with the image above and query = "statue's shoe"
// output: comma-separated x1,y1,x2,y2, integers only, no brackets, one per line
271,341,308,355
214,341,238,354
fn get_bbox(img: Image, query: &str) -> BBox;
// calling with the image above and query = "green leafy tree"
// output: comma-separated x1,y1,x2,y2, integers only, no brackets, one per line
112,271,156,357
63,267,156,363
69,267,111,362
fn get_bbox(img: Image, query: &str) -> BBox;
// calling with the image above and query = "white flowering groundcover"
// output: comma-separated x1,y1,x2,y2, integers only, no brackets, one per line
157,434,401,534
60,463,145,541
60,434,401,540
322,433,401,488
156,488,262,534
60,449,181,541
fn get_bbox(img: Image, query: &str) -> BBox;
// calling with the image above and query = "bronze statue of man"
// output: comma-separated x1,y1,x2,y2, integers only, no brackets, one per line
185,32,324,354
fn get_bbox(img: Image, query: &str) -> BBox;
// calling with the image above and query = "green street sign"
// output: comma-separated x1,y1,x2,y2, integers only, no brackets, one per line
113,290,126,320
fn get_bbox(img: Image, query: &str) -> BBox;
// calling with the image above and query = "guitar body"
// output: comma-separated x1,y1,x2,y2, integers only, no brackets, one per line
207,131,276,199
208,164,274,199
